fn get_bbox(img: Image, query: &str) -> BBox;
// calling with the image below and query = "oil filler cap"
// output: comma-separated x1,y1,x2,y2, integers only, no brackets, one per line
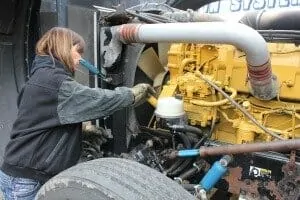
155,97,185,118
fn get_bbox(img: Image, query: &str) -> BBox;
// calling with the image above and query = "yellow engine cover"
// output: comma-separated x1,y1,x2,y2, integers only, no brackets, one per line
160,43,300,144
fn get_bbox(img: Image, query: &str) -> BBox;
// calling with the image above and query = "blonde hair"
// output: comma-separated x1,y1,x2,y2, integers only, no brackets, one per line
36,27,85,72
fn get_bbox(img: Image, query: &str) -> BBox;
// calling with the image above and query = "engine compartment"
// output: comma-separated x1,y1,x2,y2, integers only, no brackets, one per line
81,4,300,200
121,41,300,199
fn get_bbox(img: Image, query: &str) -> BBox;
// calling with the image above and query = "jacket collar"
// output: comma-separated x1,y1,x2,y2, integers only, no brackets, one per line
30,55,73,77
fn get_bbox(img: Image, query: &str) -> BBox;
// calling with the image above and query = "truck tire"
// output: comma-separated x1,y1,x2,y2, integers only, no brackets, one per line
36,158,195,200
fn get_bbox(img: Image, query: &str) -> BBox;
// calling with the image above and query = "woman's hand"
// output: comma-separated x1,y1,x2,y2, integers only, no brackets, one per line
130,83,156,107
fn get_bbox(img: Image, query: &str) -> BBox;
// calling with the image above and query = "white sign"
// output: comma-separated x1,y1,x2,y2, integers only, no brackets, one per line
199,0,300,21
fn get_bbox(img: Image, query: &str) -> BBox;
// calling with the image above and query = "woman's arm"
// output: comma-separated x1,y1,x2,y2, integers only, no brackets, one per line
57,77,134,124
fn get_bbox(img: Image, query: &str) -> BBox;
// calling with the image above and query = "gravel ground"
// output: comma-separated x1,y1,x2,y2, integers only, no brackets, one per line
0,191,3,200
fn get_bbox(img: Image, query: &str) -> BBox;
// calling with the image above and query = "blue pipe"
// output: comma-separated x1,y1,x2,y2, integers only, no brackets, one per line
199,155,231,191
178,149,200,157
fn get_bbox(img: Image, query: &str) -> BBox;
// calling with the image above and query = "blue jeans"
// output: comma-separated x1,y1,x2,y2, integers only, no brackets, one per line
0,170,41,200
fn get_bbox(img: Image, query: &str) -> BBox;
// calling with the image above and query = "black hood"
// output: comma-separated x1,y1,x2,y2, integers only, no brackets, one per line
30,55,72,77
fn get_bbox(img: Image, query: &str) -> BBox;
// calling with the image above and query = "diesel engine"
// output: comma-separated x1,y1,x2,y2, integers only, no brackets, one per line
161,42,300,144
81,5,300,200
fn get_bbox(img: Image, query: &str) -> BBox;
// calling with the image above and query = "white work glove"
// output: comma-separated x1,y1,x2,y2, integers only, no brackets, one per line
130,83,156,107
82,123,112,138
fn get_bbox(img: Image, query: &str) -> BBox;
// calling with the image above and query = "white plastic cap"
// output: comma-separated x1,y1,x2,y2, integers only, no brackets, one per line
155,97,185,118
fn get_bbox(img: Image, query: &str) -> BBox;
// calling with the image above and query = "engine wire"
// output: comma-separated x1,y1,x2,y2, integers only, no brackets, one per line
125,10,161,23
195,71,284,140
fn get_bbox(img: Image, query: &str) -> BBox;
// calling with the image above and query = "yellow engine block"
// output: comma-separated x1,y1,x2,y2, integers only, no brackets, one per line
159,43,300,144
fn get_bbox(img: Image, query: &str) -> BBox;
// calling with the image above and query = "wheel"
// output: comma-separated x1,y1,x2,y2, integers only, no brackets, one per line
36,158,195,200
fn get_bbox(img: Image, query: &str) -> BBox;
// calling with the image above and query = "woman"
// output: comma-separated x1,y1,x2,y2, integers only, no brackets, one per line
0,27,154,199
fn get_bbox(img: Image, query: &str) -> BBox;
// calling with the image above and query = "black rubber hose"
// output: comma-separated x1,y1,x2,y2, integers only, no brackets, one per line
166,131,192,176
169,134,208,176
169,125,203,137
165,159,185,175
125,10,160,23
193,135,208,149
179,167,198,180
258,31,300,42
176,132,192,148
239,9,300,30
186,133,200,144
181,184,197,191
167,132,196,176
168,158,193,176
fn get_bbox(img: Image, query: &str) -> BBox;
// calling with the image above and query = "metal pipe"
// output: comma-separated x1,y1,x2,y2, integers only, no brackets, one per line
117,23,267,66
178,163,203,181
178,149,200,157
190,86,237,107
195,71,283,140
199,139,300,157
113,22,278,100
173,139,300,158
93,11,99,127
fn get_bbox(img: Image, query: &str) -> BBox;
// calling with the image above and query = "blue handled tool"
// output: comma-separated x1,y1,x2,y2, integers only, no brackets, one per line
79,59,112,82
79,59,100,75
